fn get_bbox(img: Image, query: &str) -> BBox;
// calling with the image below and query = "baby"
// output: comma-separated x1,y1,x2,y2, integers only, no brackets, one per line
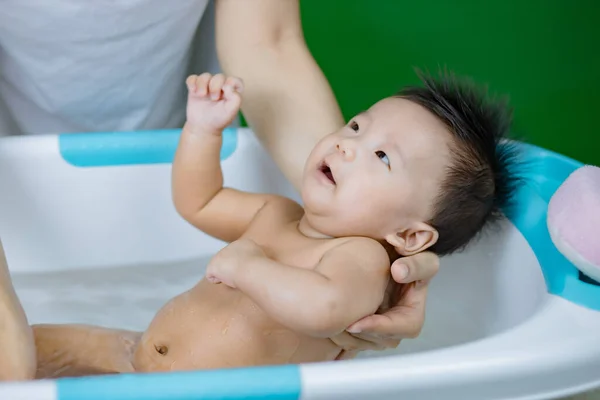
0,70,518,379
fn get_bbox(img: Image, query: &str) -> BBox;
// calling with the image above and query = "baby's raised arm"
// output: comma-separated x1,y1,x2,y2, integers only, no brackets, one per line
172,74,279,243
208,238,390,338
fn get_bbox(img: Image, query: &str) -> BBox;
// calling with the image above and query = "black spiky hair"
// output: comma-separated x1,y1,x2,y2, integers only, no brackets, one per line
397,68,523,255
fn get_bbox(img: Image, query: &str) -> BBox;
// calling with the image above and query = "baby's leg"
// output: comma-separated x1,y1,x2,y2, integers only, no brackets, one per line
32,324,141,379
0,238,36,380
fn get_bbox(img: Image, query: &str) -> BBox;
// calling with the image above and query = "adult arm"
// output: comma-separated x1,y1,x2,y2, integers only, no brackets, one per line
215,0,344,189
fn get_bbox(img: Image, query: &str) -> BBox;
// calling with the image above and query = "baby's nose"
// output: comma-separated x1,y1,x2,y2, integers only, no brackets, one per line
336,142,355,161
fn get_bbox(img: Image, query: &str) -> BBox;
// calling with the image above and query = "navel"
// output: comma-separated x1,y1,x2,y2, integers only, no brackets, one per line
154,344,169,356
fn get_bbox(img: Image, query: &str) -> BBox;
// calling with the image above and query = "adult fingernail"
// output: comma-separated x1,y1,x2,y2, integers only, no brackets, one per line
397,264,409,280
347,325,362,333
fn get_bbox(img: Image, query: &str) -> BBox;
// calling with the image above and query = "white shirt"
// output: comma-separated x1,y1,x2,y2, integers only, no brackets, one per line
0,0,215,136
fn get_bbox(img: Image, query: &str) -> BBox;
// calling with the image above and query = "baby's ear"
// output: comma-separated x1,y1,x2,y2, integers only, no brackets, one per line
385,222,439,256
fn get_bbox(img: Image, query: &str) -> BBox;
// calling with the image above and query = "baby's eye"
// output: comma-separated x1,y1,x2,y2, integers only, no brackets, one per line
349,121,359,132
376,150,390,168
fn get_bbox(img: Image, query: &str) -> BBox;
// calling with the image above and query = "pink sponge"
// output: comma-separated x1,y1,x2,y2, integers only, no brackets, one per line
548,165,600,283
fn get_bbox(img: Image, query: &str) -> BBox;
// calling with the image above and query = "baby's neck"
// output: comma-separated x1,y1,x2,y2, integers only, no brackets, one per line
296,214,332,240
296,214,398,264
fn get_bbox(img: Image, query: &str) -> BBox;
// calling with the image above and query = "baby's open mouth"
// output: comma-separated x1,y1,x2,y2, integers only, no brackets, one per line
319,162,336,184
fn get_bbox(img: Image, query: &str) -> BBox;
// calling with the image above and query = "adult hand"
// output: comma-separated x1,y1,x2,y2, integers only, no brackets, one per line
329,251,440,360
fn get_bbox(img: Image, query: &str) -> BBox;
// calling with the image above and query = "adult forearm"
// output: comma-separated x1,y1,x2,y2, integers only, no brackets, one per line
215,0,344,191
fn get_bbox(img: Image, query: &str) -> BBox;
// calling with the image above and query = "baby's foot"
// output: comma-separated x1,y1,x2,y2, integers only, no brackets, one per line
0,239,36,380
185,73,244,134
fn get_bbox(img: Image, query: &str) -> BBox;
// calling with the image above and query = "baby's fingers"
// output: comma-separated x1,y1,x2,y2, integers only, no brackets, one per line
223,77,244,105
208,74,226,100
186,73,212,96
223,77,244,94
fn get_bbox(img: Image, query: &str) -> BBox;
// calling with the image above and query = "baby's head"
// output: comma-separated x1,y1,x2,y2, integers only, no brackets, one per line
301,69,520,256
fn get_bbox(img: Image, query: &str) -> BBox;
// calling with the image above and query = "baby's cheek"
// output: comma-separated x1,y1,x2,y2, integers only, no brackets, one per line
343,188,377,216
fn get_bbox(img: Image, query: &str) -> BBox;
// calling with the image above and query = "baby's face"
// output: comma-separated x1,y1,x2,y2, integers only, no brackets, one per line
301,97,451,243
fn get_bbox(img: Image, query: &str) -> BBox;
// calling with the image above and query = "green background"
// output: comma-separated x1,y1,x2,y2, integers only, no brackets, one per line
297,0,598,165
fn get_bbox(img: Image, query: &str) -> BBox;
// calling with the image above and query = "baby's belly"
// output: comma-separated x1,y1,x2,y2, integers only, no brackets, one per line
133,279,340,372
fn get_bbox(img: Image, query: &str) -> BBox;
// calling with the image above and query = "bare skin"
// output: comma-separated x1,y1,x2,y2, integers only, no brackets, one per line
132,69,448,373
1,206,387,377
1,69,444,378
214,0,440,358
0,0,442,381
32,325,139,379
0,238,36,380
134,73,395,372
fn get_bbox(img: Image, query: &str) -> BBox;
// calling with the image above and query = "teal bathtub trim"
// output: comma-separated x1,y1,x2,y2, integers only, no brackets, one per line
58,128,237,167
56,364,301,400
507,142,600,311
37,135,597,400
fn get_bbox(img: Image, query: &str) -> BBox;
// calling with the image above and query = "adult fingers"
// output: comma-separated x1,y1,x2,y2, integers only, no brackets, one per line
329,331,385,353
391,251,439,285
335,350,360,361
347,284,427,339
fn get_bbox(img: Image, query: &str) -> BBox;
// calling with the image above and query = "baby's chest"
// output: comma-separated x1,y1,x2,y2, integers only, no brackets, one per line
261,242,323,270
250,228,325,269
244,201,333,269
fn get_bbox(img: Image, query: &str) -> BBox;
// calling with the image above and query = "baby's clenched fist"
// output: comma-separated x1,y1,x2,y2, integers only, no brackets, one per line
185,73,244,133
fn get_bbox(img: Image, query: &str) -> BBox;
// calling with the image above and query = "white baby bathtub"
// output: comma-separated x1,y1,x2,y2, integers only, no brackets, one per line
0,127,598,400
